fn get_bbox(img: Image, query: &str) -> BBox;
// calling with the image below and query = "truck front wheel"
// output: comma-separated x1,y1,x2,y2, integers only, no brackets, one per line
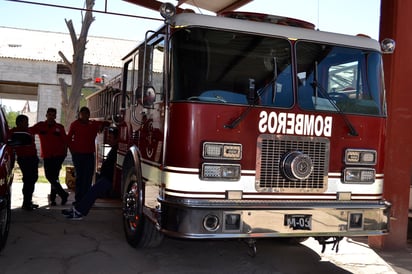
0,193,11,252
122,166,163,248
123,166,145,247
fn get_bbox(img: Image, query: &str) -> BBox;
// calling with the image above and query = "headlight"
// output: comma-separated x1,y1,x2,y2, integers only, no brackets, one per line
201,163,241,180
344,168,375,183
203,142,242,160
344,149,376,165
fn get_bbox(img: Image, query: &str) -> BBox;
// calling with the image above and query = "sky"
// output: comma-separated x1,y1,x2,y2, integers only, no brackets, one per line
1,0,381,40
0,0,381,111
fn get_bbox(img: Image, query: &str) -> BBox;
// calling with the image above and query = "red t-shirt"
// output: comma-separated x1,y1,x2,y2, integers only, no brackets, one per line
9,127,37,158
31,121,67,158
67,119,104,154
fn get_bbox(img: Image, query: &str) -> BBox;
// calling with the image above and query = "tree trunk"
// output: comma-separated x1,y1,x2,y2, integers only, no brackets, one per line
59,0,95,128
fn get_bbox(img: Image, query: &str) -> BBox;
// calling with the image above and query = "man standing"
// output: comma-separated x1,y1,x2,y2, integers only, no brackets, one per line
10,115,39,210
62,127,119,220
67,106,108,205
32,107,69,205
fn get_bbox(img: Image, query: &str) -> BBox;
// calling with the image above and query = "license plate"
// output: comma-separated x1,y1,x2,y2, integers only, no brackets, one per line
284,214,312,230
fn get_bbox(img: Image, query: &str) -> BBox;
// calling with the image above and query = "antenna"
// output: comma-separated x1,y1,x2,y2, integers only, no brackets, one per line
317,0,320,30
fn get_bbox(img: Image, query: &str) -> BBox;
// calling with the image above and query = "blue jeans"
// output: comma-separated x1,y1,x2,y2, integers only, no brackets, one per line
17,155,39,205
72,153,95,203
75,176,112,216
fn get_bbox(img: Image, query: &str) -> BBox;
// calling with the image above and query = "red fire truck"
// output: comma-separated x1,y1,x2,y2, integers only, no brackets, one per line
87,3,394,255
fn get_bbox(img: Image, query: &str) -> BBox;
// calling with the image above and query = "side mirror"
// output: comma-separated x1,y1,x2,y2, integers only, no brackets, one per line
381,38,395,54
8,132,32,146
143,86,156,107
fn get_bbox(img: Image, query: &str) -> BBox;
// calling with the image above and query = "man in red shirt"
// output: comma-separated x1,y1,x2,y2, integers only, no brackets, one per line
62,127,119,220
10,115,39,210
67,106,108,205
32,108,69,206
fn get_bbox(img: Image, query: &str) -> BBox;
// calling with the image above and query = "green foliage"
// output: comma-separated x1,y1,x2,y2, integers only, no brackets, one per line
80,88,95,107
3,106,19,128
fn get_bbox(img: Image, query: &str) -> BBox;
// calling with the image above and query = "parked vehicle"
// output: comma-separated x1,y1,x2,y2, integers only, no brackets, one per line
87,3,395,255
0,106,31,252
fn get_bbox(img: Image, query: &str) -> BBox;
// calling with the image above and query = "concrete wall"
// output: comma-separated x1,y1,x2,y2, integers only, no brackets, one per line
1,58,57,84
37,84,62,120
0,57,121,123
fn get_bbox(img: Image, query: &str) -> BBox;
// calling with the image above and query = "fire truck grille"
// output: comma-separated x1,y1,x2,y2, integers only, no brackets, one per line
255,135,330,193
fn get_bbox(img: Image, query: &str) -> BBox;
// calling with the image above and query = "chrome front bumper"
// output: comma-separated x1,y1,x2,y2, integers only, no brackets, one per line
159,197,391,239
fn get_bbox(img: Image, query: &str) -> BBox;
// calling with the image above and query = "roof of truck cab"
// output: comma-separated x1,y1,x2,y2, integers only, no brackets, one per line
171,13,381,51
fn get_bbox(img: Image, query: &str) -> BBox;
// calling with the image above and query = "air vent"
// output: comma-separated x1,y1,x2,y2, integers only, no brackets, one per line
56,64,71,75
255,134,330,193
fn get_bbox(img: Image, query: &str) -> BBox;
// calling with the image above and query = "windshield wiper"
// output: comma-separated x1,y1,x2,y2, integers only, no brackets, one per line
225,78,255,129
312,61,358,136
311,79,359,136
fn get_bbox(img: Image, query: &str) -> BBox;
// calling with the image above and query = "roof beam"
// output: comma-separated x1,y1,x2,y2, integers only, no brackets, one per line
215,0,253,14
123,0,253,14
123,0,185,13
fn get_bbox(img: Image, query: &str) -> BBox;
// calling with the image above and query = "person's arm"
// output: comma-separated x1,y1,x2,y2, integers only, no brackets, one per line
66,121,75,151
29,122,39,135
90,120,111,133
59,124,68,155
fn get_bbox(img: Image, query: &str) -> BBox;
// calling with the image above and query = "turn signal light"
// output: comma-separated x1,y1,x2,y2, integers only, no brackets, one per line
344,168,375,183
344,149,376,165
203,142,242,160
202,164,241,180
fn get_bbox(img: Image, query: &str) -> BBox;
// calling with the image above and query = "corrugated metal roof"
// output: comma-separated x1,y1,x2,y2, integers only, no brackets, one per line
0,26,137,67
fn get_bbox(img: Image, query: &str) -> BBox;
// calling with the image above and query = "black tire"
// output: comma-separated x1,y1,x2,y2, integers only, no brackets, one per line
0,193,11,252
122,166,163,248
140,216,164,248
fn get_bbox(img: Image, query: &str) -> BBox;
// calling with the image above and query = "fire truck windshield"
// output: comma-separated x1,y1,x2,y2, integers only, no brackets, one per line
296,42,385,116
171,28,293,108
170,27,385,116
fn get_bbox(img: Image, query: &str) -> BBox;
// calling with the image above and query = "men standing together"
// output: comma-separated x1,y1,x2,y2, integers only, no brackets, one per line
11,106,110,210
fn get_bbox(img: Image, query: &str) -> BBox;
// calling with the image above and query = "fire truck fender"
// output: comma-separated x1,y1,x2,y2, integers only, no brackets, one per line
121,145,142,195
121,145,145,247
121,145,164,248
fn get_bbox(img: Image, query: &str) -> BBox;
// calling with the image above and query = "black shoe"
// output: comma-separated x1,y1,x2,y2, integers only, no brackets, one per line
61,192,69,205
61,208,73,216
66,209,83,220
50,201,57,206
22,202,38,211
22,204,34,211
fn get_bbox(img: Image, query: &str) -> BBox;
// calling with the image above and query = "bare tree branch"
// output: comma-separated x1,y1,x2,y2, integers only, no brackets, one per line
59,78,69,107
64,19,77,47
58,51,72,72
59,0,95,127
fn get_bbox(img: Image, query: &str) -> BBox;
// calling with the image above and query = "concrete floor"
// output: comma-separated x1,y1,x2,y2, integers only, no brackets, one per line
0,182,410,273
